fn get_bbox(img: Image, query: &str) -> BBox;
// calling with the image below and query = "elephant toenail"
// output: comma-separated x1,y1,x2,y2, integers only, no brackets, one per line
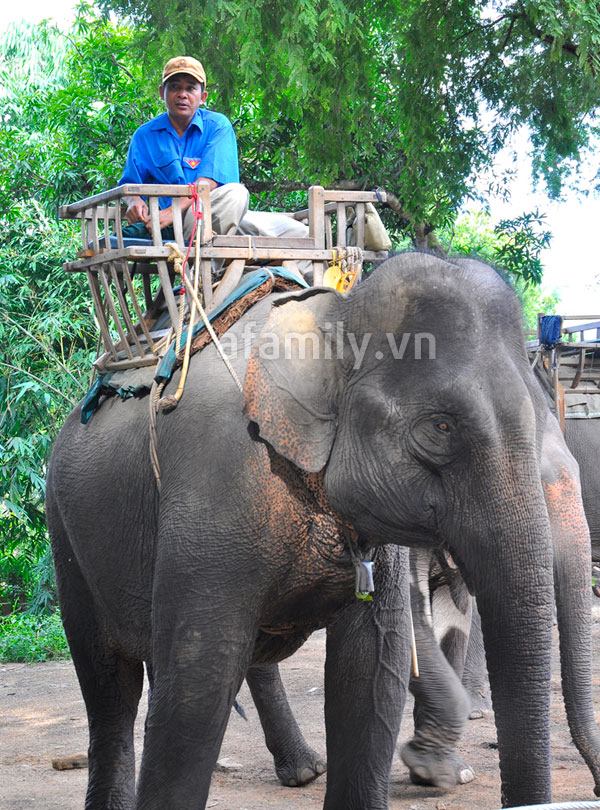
459,768,475,784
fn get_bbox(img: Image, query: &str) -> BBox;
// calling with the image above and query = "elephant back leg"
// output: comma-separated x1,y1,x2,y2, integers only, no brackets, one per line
401,549,474,788
246,664,326,786
50,518,143,810
462,601,491,717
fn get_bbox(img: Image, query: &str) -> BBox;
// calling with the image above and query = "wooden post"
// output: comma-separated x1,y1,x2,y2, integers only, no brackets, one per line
114,200,125,251
90,207,101,253
355,202,365,250
197,181,212,237
336,203,347,248
308,185,325,285
172,197,185,247
196,181,214,308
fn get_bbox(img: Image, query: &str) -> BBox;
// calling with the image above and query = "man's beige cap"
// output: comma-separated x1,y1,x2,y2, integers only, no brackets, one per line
161,56,206,86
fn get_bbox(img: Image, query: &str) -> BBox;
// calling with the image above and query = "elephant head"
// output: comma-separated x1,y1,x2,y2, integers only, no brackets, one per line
244,252,600,806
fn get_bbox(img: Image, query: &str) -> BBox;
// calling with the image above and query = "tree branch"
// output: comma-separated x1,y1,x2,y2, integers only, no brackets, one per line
0,362,77,405
3,314,87,393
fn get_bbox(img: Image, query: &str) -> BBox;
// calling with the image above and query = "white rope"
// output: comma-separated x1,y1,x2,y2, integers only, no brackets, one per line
340,245,363,277
182,275,243,393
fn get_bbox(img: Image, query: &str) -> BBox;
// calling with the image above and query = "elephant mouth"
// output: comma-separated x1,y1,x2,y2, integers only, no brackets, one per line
439,542,476,595
357,508,440,549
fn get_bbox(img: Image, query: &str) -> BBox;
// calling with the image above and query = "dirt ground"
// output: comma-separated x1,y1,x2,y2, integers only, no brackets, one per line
1,608,599,810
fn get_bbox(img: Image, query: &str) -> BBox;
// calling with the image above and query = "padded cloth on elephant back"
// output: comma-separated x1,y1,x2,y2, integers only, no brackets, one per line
81,266,307,423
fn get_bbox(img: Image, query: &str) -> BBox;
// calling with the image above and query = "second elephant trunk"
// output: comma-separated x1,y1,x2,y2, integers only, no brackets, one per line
545,466,600,797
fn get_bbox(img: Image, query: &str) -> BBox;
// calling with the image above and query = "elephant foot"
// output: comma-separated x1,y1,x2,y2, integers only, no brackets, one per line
401,740,475,789
465,686,491,719
275,746,327,787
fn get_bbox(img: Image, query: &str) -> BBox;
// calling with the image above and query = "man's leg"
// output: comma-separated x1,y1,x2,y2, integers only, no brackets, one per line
183,183,249,241
238,211,312,278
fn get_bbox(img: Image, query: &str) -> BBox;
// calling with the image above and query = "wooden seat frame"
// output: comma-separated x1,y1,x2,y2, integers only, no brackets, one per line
59,183,389,372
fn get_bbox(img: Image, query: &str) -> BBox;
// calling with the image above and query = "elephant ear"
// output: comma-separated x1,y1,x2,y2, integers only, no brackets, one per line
243,287,343,472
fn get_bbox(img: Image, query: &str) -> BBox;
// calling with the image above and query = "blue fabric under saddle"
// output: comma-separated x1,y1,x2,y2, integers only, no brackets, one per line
80,266,307,424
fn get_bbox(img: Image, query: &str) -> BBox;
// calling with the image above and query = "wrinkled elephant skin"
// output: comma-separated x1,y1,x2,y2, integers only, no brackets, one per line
46,254,598,810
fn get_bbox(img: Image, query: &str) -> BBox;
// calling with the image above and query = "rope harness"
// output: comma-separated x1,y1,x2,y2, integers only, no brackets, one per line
149,188,243,490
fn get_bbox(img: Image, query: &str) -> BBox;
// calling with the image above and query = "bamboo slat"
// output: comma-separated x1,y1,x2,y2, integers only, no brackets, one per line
336,203,347,247
308,185,325,285
108,263,146,358
98,266,134,361
87,271,117,359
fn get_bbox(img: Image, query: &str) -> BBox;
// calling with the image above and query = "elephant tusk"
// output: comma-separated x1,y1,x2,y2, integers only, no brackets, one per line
408,601,419,678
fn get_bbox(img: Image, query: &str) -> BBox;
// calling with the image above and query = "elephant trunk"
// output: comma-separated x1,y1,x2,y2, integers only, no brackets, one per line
473,538,554,808
453,464,555,808
545,469,600,796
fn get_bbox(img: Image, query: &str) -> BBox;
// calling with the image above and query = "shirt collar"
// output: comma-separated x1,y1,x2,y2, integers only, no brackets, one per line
149,109,204,135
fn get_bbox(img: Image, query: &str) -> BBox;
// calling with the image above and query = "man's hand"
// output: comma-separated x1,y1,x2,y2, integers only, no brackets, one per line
146,205,174,236
124,195,149,224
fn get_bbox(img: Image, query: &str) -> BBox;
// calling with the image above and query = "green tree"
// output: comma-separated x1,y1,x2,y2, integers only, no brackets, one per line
440,209,559,328
97,0,600,240
0,9,159,216
0,13,155,612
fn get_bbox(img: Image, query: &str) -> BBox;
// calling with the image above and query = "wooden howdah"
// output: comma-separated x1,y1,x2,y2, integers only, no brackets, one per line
527,316,600,430
59,184,390,373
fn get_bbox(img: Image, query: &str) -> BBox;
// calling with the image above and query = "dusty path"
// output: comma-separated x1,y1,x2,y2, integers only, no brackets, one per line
1,614,599,810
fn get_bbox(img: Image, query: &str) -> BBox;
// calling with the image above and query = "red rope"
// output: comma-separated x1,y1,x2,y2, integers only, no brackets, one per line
180,183,203,293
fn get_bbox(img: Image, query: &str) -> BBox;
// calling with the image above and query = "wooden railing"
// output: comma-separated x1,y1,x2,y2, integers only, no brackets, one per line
59,184,390,372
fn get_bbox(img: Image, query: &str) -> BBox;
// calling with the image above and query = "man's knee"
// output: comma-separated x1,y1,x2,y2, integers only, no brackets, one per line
211,182,249,216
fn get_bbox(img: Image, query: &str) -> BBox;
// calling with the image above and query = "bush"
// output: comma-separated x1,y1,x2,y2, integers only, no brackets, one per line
0,610,70,662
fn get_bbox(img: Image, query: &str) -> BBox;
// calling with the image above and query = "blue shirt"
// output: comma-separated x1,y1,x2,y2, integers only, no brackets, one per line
119,109,240,208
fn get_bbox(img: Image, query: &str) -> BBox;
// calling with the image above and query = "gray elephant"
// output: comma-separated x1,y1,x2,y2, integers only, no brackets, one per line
565,419,600,594
46,253,600,809
404,402,600,788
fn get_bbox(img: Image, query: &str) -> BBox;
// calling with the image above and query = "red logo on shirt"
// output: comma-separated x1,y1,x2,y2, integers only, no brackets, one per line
184,157,201,169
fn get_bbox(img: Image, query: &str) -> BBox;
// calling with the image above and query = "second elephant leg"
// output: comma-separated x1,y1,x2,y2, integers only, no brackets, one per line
246,663,326,787
401,552,473,788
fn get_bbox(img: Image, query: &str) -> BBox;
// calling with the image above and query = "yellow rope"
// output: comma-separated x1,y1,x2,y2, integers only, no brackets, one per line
323,247,363,293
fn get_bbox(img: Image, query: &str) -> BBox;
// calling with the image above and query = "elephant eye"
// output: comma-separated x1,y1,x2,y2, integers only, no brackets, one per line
436,421,452,434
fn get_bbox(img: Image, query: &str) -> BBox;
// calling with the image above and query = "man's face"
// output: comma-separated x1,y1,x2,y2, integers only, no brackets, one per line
159,73,207,129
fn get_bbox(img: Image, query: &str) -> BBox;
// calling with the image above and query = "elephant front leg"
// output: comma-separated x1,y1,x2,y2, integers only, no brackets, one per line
246,663,326,786
323,546,410,810
135,590,259,810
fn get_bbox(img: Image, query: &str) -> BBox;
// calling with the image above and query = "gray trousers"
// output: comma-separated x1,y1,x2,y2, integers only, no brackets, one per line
183,183,249,241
